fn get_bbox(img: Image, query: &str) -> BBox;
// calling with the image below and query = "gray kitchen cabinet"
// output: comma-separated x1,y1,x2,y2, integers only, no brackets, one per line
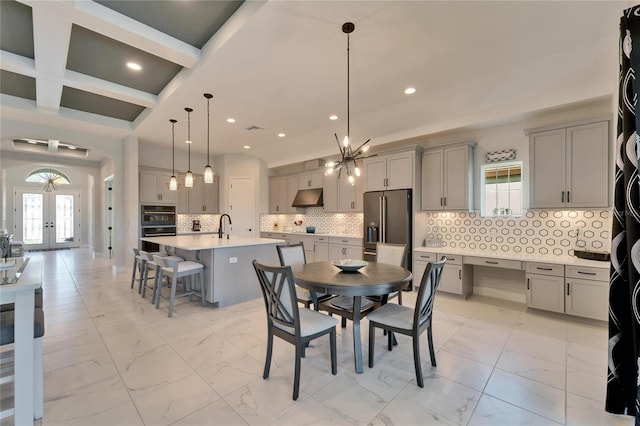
413,251,436,292
565,265,608,321
421,143,474,211
529,120,609,208
323,172,362,213
298,170,323,189
525,262,565,313
314,236,329,261
177,174,219,214
437,255,472,298
363,151,414,192
328,236,362,260
269,175,298,213
140,169,177,204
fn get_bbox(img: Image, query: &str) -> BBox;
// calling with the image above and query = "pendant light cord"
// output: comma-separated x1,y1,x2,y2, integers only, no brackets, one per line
187,108,191,170
172,121,175,174
346,30,350,143
207,97,210,163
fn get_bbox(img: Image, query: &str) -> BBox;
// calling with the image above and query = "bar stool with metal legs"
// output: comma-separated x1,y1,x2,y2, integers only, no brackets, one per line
129,247,142,291
153,255,205,318
138,250,182,302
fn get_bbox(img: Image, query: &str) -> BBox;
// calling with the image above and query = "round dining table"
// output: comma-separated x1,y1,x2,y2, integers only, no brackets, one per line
291,261,412,373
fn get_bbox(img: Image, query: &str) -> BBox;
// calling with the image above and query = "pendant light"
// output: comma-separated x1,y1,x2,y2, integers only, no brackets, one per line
324,22,370,185
203,93,214,183
169,119,178,191
184,107,194,188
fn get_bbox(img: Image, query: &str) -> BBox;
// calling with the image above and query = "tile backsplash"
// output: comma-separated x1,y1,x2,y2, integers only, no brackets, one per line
186,208,611,257
260,208,363,235
415,209,611,256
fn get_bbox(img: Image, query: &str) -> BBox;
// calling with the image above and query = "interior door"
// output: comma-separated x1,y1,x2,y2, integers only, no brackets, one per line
14,188,81,250
229,177,254,238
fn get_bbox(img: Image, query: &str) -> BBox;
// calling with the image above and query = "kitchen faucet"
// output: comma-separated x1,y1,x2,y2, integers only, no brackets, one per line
218,214,232,239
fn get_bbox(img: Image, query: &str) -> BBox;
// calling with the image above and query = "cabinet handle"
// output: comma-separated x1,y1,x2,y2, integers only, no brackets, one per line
458,270,461,279
536,267,553,271
308,180,311,187
527,278,530,290
276,206,279,212
567,191,570,203
485,260,499,265
440,197,443,206
444,197,447,206
561,191,564,203
567,282,570,295
577,271,597,276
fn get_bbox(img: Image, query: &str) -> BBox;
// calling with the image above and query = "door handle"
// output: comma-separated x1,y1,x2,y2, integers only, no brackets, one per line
567,282,570,295
561,191,564,203
527,278,530,290
567,191,570,203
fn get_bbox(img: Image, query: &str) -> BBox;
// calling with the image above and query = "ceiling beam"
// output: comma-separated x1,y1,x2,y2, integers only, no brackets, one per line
64,69,157,108
0,51,36,78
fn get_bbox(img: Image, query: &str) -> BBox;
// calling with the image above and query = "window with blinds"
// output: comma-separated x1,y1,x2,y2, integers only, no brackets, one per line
481,161,523,217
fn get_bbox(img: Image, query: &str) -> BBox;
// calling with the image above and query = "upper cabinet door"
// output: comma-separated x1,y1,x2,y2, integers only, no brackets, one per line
298,170,323,189
285,174,299,213
157,172,177,204
140,171,160,203
323,172,338,213
443,146,471,210
421,150,444,210
203,175,219,213
566,121,609,208
529,128,566,209
188,176,205,213
385,152,413,190
268,177,281,213
363,157,387,192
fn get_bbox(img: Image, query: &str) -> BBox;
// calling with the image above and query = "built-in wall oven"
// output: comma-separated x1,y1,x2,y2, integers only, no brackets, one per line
140,205,176,251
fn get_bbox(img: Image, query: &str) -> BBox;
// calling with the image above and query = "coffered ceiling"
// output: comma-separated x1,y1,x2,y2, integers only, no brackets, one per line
0,1,627,167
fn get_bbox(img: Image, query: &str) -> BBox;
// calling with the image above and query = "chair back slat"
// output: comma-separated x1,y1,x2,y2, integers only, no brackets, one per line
414,256,446,329
376,243,407,267
253,261,300,335
277,243,306,267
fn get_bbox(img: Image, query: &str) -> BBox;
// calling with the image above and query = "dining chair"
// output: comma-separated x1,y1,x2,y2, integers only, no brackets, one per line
252,260,337,400
367,256,446,388
153,255,205,318
369,242,408,305
276,243,331,310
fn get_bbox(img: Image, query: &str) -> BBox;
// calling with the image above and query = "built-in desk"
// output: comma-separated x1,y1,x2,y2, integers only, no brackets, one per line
414,247,609,321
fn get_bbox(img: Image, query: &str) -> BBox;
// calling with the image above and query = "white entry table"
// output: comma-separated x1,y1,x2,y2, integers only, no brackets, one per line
0,257,43,425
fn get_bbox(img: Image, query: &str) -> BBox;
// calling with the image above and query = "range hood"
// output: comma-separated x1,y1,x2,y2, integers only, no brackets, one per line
292,188,323,208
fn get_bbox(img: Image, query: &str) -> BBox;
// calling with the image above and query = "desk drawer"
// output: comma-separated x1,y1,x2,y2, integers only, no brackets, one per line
565,265,608,281
414,251,437,262
314,236,329,243
525,262,564,277
438,254,462,265
464,256,522,270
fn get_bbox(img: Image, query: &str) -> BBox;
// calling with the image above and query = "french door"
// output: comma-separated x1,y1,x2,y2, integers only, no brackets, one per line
14,189,81,250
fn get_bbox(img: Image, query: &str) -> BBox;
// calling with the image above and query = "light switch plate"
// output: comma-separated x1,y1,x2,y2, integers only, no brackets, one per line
229,257,238,263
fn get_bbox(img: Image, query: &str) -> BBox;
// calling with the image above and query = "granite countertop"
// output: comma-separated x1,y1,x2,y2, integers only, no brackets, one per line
414,246,610,269
141,235,285,251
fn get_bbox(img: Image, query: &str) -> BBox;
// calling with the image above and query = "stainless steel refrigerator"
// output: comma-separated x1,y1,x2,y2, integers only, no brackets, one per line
362,189,412,272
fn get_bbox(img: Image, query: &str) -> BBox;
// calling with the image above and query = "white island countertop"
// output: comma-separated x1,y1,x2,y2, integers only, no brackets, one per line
141,235,285,251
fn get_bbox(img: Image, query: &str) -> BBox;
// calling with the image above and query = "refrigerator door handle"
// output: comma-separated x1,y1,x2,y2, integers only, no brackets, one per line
379,196,384,243
381,195,387,243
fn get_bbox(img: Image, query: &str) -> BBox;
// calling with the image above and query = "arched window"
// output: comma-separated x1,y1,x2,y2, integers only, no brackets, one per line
26,168,71,192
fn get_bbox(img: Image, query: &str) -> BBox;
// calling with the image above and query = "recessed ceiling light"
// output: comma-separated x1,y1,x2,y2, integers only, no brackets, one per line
68,146,76,150
126,62,142,71
329,115,338,120
278,133,286,138
226,118,236,123
243,145,251,149
404,87,416,95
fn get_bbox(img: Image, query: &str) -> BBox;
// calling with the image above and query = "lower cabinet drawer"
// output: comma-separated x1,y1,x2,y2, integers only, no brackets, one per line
565,265,608,281
413,251,437,262
464,256,522,270
525,262,564,277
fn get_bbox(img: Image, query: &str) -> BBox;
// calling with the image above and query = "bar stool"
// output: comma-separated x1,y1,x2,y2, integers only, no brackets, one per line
153,255,205,318
129,247,141,291
138,250,182,302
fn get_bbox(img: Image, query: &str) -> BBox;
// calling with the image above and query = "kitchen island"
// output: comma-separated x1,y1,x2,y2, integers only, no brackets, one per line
140,235,284,307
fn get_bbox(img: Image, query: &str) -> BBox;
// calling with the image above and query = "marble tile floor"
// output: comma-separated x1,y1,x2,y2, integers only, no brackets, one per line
1,248,632,426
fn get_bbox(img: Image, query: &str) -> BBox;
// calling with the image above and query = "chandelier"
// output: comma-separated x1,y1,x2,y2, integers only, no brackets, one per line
325,22,370,185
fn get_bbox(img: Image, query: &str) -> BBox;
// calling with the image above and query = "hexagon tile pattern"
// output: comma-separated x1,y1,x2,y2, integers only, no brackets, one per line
415,209,611,257
260,208,363,236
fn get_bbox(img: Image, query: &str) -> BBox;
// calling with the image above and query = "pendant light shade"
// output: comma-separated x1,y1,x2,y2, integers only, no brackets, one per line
324,22,370,185
169,119,178,191
203,93,214,183
184,107,194,188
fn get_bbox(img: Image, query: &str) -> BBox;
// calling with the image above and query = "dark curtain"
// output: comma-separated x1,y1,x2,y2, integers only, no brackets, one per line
608,5,640,421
